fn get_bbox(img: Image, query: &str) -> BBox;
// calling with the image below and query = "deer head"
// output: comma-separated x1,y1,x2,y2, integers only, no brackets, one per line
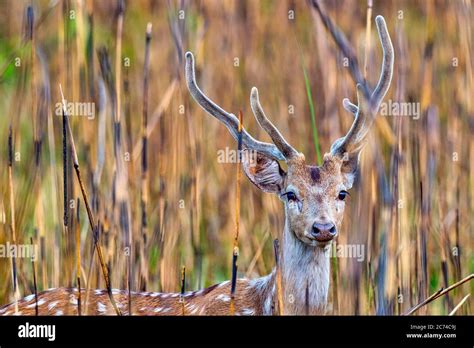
185,16,393,251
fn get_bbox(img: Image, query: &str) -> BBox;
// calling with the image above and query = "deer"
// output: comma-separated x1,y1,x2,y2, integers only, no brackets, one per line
0,14,393,316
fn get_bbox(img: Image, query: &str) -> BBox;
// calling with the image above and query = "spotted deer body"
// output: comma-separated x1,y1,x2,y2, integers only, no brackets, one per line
0,277,273,316
0,14,393,316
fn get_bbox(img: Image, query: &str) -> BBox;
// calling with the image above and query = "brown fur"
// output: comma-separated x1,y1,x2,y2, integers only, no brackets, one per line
0,275,277,316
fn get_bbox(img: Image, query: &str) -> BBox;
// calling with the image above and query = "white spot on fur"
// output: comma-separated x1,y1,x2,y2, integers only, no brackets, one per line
111,289,121,295
149,292,160,297
23,294,35,302
153,307,163,313
94,289,103,295
69,295,78,305
215,294,230,302
97,302,107,313
26,299,45,308
55,310,64,315
194,289,204,296
161,307,171,313
241,308,255,315
186,303,197,311
48,301,59,311
0,307,7,314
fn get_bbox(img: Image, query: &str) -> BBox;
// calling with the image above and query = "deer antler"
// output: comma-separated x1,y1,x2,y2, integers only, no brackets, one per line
326,15,394,156
371,16,394,105
185,51,288,162
310,0,393,156
250,87,299,160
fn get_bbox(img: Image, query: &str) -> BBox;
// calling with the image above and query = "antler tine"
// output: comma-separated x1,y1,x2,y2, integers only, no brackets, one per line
331,83,371,155
185,52,285,161
371,15,394,107
250,87,299,160
342,98,358,115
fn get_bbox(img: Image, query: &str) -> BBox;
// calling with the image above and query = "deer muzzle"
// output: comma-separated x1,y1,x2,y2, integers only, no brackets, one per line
311,222,337,243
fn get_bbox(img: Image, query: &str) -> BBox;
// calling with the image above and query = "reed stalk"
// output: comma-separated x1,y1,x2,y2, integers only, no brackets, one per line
59,84,122,316
140,22,152,291
405,274,473,315
30,236,38,316
76,198,81,315
8,125,20,314
229,111,243,315
180,266,186,315
274,239,283,315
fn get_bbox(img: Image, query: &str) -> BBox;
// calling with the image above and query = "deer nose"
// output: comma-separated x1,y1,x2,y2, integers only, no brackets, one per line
311,222,337,242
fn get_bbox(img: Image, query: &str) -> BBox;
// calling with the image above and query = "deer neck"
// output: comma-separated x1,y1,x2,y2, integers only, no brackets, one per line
277,222,331,315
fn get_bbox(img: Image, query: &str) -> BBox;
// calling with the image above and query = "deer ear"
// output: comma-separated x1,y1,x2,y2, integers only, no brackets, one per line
340,152,360,190
242,150,286,194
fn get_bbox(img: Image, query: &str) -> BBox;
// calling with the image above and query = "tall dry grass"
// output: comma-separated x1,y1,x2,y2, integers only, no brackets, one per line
0,0,472,315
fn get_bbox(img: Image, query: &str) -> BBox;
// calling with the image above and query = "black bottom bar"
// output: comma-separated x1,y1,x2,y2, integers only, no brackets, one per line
0,315,472,346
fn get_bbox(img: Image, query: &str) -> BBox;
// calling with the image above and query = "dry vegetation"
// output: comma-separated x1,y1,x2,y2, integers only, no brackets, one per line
0,0,472,315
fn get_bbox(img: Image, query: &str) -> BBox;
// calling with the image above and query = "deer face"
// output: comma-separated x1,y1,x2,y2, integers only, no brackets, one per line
284,155,353,247
242,151,357,248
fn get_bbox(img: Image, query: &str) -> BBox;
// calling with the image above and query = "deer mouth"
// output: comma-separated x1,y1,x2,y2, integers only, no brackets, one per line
303,231,336,247
313,232,336,243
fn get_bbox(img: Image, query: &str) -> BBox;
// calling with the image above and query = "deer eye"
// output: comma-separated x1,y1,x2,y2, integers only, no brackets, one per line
283,191,298,202
338,190,349,201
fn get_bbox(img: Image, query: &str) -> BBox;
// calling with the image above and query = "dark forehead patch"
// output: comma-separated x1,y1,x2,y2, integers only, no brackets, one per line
307,166,321,184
